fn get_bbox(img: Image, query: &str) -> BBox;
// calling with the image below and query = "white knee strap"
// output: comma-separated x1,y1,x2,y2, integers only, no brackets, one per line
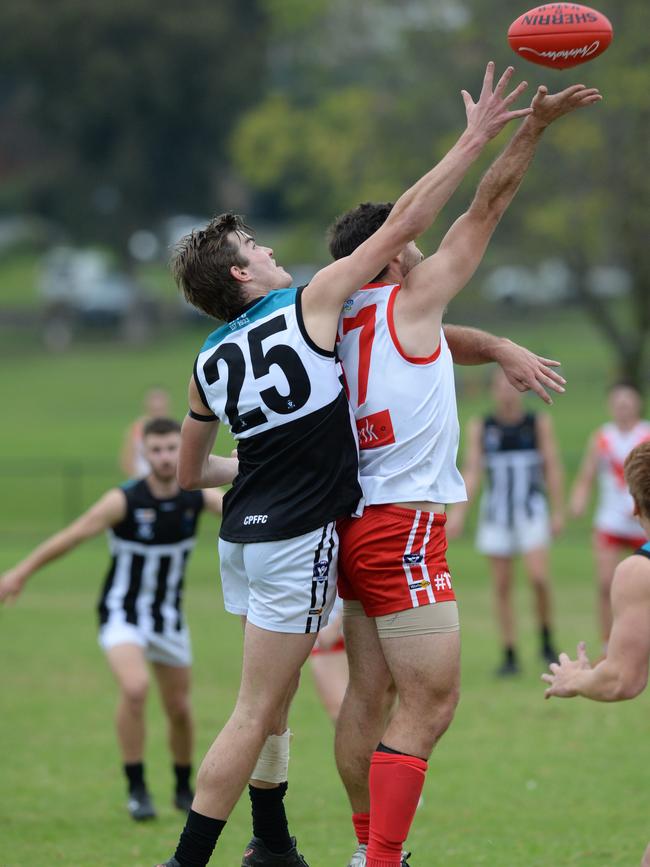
251,729,291,784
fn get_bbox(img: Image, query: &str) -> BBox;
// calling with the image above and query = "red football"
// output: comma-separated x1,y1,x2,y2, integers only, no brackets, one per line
508,3,613,69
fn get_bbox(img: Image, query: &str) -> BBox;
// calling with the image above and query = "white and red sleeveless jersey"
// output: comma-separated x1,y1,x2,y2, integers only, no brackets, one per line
593,420,650,537
337,282,466,506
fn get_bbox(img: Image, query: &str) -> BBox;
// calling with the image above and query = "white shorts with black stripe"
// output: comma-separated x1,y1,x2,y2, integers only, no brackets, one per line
98,618,192,667
218,522,338,634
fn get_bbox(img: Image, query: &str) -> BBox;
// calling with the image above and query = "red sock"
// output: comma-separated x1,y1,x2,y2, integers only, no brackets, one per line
366,750,427,867
352,812,370,845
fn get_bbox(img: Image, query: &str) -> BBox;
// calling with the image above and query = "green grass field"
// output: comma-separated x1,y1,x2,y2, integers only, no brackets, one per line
1,311,649,867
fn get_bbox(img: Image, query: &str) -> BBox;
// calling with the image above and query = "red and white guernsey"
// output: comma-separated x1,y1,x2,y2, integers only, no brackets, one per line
337,282,467,506
594,420,650,538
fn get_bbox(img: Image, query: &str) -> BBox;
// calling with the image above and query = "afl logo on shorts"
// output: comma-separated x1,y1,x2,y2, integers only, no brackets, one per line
313,559,330,580
403,552,424,565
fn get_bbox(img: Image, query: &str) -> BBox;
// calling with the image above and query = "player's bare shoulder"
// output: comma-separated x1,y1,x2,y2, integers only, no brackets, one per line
611,550,650,607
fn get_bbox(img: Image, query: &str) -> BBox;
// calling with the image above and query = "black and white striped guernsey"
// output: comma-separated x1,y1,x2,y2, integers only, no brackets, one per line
480,412,547,528
97,480,204,633
194,287,363,543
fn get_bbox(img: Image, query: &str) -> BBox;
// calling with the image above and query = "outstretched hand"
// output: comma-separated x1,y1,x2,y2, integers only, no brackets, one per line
530,83,602,128
541,641,592,698
0,568,27,604
462,61,532,142
494,339,566,405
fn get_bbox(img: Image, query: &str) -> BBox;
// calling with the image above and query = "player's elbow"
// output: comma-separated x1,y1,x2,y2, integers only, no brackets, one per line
619,672,648,700
177,463,201,491
468,197,503,229
612,668,647,701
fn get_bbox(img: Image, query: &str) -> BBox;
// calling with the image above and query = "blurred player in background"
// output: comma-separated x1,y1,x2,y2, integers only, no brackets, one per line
155,61,539,867
330,80,600,867
447,367,564,675
570,382,650,645
0,418,229,822
309,596,349,723
542,440,650,867
121,387,172,478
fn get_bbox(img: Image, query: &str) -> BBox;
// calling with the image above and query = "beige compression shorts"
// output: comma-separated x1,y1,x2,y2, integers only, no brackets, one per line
343,598,459,638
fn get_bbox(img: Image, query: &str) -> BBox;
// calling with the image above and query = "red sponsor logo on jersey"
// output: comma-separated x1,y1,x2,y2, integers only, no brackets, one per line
357,409,395,450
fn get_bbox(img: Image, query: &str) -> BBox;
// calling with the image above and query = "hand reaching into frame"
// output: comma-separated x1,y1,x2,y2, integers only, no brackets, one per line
529,83,602,128
541,641,592,698
493,338,566,405
462,61,533,143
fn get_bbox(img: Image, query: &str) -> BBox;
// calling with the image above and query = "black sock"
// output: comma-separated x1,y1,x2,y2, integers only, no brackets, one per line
541,625,553,652
249,782,292,854
124,762,145,793
376,741,407,756
174,763,192,794
174,809,226,867
505,646,517,664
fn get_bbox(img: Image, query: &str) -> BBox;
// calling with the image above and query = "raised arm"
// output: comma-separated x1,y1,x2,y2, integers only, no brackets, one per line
177,378,239,491
542,557,650,701
536,413,565,536
301,63,532,348
569,431,599,518
443,325,566,405
401,84,602,319
0,488,127,604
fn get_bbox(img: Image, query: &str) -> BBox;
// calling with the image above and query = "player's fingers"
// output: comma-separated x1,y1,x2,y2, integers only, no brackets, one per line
510,377,528,393
579,94,603,105
538,363,566,381
527,378,553,405
532,84,548,103
559,652,571,665
536,371,566,392
480,61,496,98
494,65,515,96
540,374,566,392
535,355,562,368
577,641,589,662
549,662,560,674
503,79,528,106
541,673,553,684
461,89,474,111
505,107,534,120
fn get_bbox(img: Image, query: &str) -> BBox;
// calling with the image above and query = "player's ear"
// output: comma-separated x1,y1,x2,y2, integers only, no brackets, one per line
632,497,641,518
230,264,251,283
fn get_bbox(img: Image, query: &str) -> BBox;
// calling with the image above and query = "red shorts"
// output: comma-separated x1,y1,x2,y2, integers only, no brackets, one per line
337,504,455,617
596,530,647,550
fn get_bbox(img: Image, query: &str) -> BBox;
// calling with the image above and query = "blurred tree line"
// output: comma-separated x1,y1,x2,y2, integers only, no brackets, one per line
0,0,648,384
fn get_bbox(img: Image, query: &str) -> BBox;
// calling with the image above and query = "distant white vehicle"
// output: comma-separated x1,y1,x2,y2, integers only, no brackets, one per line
39,247,152,350
483,260,630,305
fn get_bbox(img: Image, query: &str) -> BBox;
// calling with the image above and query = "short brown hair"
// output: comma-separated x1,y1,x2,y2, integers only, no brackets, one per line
624,441,650,519
143,417,181,438
171,213,252,322
328,202,394,281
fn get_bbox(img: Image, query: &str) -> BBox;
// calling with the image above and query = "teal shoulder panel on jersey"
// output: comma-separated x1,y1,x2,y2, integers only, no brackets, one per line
200,288,297,352
120,478,140,490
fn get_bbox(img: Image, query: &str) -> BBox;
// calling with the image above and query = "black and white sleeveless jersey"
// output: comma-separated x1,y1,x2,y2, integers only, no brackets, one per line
97,480,204,633
479,412,547,527
193,287,362,543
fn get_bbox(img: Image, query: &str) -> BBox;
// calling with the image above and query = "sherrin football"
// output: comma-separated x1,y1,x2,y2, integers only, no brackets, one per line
508,3,613,69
